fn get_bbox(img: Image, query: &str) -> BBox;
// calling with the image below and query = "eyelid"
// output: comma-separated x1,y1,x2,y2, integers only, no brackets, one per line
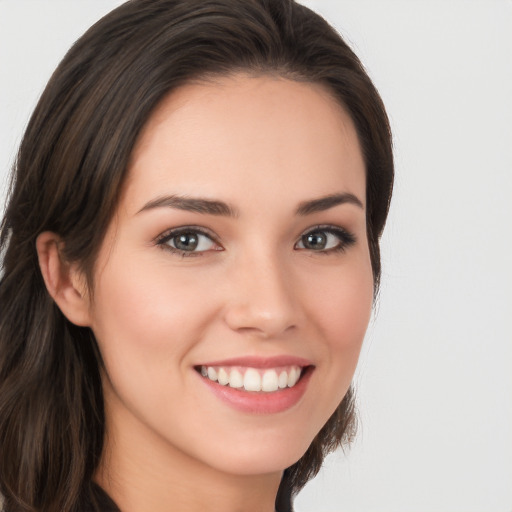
156,224,218,240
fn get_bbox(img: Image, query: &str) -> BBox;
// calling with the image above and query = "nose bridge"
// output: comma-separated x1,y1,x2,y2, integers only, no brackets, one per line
223,245,298,337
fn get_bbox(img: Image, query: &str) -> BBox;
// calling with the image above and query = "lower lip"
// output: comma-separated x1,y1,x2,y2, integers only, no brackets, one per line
198,367,313,414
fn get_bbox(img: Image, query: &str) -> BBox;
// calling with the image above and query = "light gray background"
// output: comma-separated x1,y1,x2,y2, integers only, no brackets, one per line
1,1,511,511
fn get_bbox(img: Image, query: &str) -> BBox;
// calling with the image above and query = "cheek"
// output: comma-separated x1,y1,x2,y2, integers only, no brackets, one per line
89,257,218,373
88,257,224,433
303,253,374,390
310,257,373,345
321,275,373,346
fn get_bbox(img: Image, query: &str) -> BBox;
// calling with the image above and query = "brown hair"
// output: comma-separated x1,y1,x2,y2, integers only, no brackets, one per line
0,1,393,510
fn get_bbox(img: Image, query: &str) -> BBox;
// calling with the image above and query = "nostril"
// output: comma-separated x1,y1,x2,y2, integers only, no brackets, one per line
223,305,298,339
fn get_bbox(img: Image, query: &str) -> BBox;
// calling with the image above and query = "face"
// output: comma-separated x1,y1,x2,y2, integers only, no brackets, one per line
87,74,373,478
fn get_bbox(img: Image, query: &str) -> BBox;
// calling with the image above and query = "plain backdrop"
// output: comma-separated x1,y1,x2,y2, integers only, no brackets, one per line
1,1,511,511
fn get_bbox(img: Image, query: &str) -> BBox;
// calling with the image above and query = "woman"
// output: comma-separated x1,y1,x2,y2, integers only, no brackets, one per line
0,0,393,511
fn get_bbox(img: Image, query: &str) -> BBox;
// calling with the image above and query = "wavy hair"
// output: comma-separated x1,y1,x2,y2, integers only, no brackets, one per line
0,1,393,510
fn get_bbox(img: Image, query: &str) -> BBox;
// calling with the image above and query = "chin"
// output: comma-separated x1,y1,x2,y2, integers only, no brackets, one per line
210,450,304,478
196,428,316,477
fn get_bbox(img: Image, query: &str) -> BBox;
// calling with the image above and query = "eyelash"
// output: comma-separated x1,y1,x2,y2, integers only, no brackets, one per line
297,225,357,255
155,224,357,257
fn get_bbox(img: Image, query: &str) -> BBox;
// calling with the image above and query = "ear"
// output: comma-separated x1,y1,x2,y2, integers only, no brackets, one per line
36,232,92,327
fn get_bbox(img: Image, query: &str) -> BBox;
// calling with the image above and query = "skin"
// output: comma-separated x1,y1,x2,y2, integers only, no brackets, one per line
37,74,373,512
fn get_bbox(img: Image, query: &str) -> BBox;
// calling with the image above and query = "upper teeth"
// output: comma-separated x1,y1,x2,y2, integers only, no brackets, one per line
200,365,302,392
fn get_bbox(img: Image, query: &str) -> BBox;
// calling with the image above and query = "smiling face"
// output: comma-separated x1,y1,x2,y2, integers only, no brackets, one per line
87,74,373,481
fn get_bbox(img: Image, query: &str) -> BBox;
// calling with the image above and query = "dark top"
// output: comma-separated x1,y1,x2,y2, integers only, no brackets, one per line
85,482,292,512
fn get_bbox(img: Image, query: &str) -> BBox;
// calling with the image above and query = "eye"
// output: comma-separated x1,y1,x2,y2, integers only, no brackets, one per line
157,227,221,256
295,226,356,253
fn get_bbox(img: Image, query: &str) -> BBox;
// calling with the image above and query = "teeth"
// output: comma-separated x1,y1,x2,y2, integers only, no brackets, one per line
244,368,261,391
217,367,229,385
278,371,288,389
229,369,243,388
200,365,303,393
207,367,217,381
261,370,279,392
288,367,300,387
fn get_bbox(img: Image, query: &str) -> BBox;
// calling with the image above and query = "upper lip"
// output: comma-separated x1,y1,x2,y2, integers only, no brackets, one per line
196,355,313,369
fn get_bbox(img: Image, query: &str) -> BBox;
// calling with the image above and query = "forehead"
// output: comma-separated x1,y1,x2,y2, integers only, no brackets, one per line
124,74,366,212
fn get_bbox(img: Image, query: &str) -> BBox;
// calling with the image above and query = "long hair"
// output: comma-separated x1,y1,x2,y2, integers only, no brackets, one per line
0,1,393,510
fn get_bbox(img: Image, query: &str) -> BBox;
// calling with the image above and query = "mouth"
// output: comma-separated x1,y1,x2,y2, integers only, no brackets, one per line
195,364,308,393
193,356,314,414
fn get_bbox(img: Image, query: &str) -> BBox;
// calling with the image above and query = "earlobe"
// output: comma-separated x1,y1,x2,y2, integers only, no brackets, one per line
36,232,92,327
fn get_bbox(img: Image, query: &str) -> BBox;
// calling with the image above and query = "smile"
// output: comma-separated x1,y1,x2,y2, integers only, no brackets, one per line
195,356,313,413
199,365,302,393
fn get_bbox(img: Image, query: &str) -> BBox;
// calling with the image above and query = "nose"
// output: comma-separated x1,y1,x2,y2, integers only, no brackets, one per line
223,252,299,338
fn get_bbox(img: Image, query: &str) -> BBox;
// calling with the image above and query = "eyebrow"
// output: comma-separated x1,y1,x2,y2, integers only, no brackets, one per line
295,193,364,215
137,195,238,217
137,192,363,217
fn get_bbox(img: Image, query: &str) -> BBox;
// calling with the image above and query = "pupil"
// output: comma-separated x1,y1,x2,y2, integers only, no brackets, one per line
305,232,326,249
175,233,198,251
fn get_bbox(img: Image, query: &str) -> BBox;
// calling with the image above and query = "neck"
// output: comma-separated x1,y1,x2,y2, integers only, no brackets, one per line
95,393,282,512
